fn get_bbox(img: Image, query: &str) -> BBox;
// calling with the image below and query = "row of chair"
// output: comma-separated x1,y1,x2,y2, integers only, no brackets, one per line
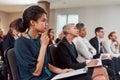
4,47,19,80
3,43,58,80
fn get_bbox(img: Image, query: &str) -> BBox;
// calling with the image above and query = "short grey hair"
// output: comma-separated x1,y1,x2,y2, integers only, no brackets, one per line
63,23,75,35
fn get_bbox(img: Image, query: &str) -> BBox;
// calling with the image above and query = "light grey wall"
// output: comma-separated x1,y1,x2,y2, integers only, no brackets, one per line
49,9,56,29
8,12,22,26
0,11,9,34
54,5,120,41
1,5,120,41
0,11,22,34
0,10,54,34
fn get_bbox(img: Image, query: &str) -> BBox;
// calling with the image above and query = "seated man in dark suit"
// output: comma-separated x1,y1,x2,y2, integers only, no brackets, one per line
89,27,105,58
89,27,116,80
53,23,109,80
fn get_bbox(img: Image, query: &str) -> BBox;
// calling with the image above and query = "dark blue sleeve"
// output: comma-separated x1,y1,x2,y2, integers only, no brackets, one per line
2,35,15,52
2,35,11,52
15,40,37,73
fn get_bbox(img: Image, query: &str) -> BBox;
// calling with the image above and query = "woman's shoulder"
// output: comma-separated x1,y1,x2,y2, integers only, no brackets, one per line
57,40,69,50
4,34,13,40
15,36,30,45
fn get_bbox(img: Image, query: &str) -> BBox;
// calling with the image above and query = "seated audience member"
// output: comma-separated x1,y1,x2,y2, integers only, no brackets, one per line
53,23,109,80
55,31,65,43
89,27,117,80
15,5,73,80
73,23,96,63
89,27,105,58
47,28,55,45
0,28,4,59
2,18,19,52
0,28,7,80
103,31,120,76
103,31,120,57
0,28,4,42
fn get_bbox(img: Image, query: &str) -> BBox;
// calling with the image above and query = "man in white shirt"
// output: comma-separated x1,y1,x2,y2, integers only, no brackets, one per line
89,27,118,79
103,31,120,57
103,32,120,76
73,23,96,63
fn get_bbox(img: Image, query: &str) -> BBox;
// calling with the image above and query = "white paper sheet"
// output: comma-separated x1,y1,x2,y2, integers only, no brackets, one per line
51,67,88,80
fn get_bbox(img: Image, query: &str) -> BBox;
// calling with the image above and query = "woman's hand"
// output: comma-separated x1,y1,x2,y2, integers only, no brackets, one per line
101,55,112,60
61,68,74,73
41,32,49,46
89,48,93,53
48,64,74,74
115,40,120,48
86,59,98,67
33,32,49,76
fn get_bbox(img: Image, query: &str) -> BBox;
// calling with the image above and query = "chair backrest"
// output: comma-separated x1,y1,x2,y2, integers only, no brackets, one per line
0,41,4,60
49,44,57,65
4,48,19,80
49,41,62,65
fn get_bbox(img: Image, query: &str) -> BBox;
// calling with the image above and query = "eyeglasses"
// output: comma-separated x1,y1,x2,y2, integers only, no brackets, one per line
98,31,104,33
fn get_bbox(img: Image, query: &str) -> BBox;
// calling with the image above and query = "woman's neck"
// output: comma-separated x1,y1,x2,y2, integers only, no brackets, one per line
66,35,74,44
28,28,39,39
50,36,54,40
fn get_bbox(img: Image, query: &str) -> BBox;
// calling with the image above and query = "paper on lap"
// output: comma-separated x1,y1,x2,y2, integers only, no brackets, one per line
51,67,88,80
86,58,102,67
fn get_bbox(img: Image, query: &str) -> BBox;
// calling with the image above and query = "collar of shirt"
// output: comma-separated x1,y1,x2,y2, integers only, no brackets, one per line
96,36,102,44
78,36,91,48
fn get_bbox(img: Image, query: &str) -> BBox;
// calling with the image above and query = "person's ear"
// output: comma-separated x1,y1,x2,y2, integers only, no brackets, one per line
67,29,71,34
96,32,99,35
110,36,112,39
30,20,35,26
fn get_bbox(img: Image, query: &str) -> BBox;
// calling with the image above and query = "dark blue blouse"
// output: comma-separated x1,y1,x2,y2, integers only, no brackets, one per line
69,43,78,59
2,34,15,52
15,35,51,80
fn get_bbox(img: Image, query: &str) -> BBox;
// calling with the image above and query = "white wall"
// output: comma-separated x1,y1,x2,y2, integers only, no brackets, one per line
49,9,56,29
0,11,9,34
0,11,22,34
1,5,120,41
8,12,22,26
0,10,54,34
54,5,120,41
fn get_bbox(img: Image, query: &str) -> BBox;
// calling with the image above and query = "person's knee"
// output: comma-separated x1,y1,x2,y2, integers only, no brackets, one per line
101,67,107,73
95,66,107,72
98,66,107,73
93,76,106,80
93,67,108,80
101,66,106,70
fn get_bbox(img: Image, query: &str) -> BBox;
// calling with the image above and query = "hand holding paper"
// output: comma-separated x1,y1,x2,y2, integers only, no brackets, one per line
100,53,112,60
86,58,102,67
51,68,88,80
61,68,74,73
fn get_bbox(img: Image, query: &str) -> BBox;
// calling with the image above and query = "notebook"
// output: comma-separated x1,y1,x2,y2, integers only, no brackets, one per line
51,67,88,80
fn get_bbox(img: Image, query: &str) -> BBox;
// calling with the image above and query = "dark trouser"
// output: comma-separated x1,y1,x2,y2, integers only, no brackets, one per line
112,57,120,74
102,59,116,80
